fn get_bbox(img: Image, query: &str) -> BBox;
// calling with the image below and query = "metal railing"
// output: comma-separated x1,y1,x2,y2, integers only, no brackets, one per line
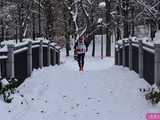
0,40,61,85
115,38,160,87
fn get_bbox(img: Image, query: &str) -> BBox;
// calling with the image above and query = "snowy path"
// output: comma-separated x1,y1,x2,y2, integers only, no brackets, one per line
0,48,159,120
0,38,160,120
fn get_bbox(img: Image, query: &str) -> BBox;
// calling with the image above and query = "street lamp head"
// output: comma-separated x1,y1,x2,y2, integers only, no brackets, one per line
98,18,103,23
98,2,106,8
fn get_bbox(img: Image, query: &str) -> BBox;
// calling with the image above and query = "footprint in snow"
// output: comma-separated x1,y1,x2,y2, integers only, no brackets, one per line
76,104,80,107
41,110,47,114
88,97,92,100
64,112,67,114
96,112,100,116
85,104,88,107
63,95,67,99
20,94,24,98
72,114,77,118
41,110,44,113
71,106,75,110
17,90,20,93
108,90,112,94
45,100,48,103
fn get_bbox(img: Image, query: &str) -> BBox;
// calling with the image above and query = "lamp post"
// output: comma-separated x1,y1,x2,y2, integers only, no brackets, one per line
98,18,103,59
99,1,111,57
98,2,104,59
101,26,103,59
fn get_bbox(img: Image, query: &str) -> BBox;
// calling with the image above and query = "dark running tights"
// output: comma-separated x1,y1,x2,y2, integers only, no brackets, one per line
77,53,85,68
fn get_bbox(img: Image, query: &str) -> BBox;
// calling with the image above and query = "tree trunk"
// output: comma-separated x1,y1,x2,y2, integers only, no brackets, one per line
105,0,111,56
18,3,23,42
92,35,95,57
0,20,4,42
38,0,41,37
44,0,55,40
15,20,18,43
0,0,4,42
65,34,70,57
131,5,135,36
90,6,95,57
32,13,36,40
116,5,121,41
123,0,129,38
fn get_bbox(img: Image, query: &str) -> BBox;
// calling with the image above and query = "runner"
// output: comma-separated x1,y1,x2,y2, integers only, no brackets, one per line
74,36,87,71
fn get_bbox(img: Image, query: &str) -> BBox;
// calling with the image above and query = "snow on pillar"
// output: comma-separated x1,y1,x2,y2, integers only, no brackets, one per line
138,40,143,78
122,40,126,67
154,44,160,87
27,41,32,77
129,39,133,70
39,40,43,68
7,44,15,79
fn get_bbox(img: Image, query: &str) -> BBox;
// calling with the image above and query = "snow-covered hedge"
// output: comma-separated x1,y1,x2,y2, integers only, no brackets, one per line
0,78,19,103
140,86,160,105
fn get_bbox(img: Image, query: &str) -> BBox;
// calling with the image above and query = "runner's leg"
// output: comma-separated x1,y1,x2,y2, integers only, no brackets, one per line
82,53,85,70
80,54,83,70
77,54,81,70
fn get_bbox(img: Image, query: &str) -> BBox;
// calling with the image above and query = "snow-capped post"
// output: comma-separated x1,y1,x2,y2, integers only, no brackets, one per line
154,44,160,87
7,44,15,79
47,42,51,66
129,39,133,70
117,44,121,65
39,40,43,68
138,40,143,78
122,40,126,67
27,41,32,77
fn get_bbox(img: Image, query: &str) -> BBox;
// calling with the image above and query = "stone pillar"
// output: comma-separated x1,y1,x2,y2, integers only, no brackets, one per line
0,60,1,79
57,50,60,65
118,44,121,65
115,47,118,65
53,48,56,65
39,40,43,68
47,42,51,66
129,39,133,70
138,40,143,78
122,40,126,67
27,41,32,77
7,44,15,79
154,44,160,87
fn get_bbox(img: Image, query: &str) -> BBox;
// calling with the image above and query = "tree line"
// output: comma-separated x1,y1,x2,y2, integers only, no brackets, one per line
0,0,160,56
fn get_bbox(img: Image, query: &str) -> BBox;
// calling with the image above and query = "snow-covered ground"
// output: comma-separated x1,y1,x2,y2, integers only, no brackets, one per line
0,37,159,120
